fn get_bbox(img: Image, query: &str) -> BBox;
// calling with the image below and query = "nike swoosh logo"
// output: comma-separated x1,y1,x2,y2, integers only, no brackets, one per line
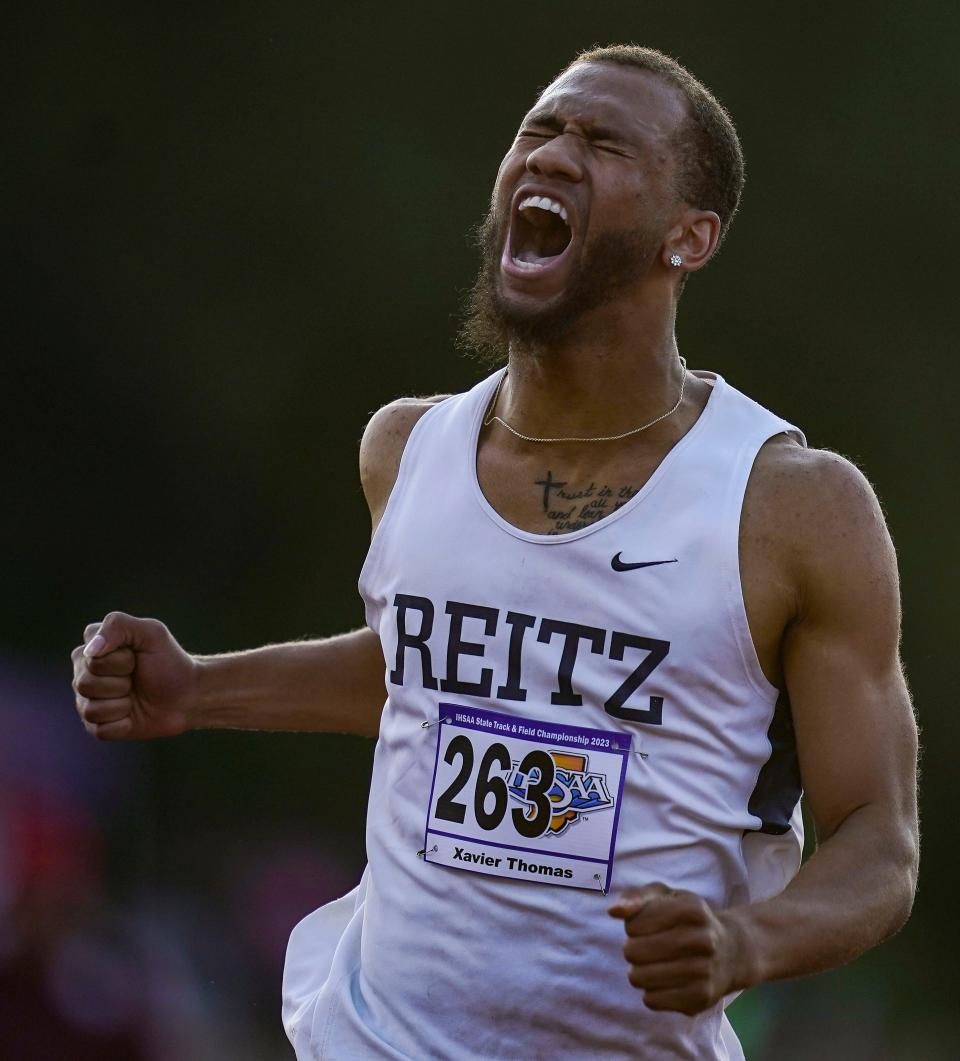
611,553,679,572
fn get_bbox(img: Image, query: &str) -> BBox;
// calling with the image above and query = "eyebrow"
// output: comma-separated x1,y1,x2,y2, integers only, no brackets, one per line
522,109,628,143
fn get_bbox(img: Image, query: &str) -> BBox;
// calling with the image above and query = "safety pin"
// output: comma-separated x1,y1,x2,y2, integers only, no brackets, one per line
417,845,438,858
420,716,449,730
593,873,608,896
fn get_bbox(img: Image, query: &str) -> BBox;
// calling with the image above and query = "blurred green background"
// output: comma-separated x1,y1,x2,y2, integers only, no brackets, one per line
3,2,957,1058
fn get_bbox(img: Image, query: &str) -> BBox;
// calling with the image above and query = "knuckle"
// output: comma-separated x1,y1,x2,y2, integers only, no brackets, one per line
624,915,647,937
85,699,130,724
689,957,711,979
82,701,104,722
74,675,97,697
687,931,715,957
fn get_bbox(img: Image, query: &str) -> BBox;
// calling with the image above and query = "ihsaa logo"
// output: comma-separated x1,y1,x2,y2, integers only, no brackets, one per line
507,752,614,837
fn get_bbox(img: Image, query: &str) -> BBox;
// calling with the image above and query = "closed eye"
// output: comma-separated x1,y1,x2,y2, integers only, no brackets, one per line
594,142,632,157
519,128,632,157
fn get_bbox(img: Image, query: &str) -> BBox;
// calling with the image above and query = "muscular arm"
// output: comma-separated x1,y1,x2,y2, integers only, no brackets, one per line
74,396,445,740
611,449,919,1012
722,450,919,987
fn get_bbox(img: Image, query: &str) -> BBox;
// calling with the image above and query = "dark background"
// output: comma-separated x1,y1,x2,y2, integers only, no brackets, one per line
3,3,957,1058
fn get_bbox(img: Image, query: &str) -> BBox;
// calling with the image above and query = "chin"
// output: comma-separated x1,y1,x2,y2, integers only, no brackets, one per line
494,295,586,350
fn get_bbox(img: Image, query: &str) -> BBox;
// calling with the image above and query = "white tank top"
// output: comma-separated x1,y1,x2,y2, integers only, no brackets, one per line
283,368,806,1060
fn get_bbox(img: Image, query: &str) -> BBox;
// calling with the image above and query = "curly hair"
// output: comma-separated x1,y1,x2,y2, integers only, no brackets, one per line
565,44,745,253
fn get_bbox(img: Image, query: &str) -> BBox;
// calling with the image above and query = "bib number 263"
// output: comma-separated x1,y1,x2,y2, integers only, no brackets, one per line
435,735,555,839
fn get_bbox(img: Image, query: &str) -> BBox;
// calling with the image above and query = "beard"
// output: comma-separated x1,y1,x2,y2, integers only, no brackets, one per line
457,201,662,367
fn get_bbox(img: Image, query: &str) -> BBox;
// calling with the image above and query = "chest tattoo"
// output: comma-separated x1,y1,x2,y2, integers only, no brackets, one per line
535,471,640,534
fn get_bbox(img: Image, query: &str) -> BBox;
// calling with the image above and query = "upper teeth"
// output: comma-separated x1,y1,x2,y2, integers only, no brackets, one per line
519,195,568,224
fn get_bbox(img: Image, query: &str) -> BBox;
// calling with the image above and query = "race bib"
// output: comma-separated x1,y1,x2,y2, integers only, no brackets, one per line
422,704,631,893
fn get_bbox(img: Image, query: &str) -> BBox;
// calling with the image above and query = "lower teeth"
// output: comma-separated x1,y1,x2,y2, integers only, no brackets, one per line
512,256,545,270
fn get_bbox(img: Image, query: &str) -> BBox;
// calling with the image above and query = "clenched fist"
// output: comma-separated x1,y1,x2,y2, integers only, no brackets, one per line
71,611,198,741
608,883,747,1016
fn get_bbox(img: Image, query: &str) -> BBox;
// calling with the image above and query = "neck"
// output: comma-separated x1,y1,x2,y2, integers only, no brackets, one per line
499,297,683,440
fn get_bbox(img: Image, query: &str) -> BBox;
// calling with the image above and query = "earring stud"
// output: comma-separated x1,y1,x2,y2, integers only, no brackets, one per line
670,254,683,267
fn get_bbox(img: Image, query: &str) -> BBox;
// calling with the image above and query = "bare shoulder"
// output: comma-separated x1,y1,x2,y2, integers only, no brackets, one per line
745,434,898,621
359,394,451,530
748,436,889,542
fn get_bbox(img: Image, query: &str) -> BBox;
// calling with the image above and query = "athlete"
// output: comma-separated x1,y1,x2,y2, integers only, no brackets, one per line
71,45,918,1059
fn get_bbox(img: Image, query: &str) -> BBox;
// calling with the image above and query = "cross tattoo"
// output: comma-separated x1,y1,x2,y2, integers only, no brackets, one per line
535,470,567,512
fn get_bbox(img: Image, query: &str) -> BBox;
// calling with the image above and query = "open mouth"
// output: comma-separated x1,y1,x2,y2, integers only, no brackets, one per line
507,195,573,272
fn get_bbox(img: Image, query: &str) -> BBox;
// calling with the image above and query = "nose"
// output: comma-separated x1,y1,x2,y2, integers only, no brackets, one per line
525,134,584,182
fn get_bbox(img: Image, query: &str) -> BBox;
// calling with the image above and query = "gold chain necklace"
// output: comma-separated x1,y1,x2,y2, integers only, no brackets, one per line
482,356,687,444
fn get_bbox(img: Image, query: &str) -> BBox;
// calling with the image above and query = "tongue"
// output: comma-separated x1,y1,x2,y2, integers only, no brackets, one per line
515,247,558,265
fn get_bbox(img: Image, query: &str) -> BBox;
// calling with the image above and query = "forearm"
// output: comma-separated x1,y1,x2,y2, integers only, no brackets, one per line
190,626,387,736
722,803,918,990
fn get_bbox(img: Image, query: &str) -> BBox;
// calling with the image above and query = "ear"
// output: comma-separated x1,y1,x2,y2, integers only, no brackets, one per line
661,209,722,274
